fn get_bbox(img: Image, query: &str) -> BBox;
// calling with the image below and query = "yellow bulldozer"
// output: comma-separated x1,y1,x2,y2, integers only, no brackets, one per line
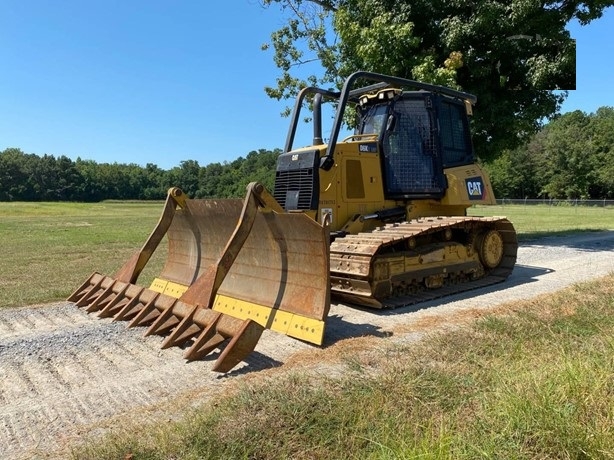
69,71,517,372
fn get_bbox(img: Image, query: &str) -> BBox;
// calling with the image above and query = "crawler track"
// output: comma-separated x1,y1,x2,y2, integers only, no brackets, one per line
330,216,518,308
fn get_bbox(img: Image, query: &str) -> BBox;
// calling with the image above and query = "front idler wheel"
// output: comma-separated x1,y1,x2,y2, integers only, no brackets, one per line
477,229,504,269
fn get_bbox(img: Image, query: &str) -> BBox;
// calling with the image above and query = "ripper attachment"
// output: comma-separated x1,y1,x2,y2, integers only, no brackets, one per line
69,183,330,372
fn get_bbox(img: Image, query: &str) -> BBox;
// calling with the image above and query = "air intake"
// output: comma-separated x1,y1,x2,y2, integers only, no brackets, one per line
273,150,320,211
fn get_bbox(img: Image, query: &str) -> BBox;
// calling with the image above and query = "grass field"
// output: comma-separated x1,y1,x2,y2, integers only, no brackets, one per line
0,201,166,308
469,203,614,239
1,201,613,308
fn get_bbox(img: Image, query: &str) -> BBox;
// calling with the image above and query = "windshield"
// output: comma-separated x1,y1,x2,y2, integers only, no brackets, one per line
358,104,388,135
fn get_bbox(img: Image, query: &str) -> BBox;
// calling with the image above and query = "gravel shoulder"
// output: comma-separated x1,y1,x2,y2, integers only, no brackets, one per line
1,231,613,459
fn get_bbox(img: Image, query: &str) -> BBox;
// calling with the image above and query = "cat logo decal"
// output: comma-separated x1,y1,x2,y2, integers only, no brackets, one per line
465,177,485,200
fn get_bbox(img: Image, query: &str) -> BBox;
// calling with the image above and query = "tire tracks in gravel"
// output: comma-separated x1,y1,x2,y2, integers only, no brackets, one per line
1,231,613,459
0,305,306,459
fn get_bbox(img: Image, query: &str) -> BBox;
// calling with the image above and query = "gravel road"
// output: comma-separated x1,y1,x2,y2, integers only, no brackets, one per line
1,231,613,459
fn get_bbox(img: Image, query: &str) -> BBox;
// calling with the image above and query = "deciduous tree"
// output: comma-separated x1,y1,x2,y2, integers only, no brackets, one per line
262,0,610,159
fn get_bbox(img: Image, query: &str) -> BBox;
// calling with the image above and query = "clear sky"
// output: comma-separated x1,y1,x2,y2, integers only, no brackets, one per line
1,1,612,170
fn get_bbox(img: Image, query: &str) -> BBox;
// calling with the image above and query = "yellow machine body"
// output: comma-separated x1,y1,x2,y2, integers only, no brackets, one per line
312,140,497,234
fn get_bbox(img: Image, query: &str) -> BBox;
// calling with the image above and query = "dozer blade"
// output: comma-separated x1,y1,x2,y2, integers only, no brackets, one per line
68,183,330,373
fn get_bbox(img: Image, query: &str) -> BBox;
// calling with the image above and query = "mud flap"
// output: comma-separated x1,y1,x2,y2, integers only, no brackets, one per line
68,183,330,372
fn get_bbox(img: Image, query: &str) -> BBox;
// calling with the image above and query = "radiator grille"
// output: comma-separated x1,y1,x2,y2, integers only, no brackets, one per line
273,150,320,211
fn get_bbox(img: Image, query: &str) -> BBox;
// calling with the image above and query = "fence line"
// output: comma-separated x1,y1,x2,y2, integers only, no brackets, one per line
495,198,614,207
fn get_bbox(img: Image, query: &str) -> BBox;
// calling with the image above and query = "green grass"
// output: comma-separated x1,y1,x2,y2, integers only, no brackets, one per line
1,202,613,308
0,201,166,308
72,275,614,459
469,203,614,240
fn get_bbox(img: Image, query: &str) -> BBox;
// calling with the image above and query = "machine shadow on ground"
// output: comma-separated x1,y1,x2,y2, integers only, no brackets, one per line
321,264,553,345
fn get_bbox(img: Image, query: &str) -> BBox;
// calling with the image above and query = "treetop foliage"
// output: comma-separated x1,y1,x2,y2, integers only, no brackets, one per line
261,0,611,160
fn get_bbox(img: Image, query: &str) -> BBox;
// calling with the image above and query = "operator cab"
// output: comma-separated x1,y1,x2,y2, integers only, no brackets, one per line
357,90,475,200
275,71,479,213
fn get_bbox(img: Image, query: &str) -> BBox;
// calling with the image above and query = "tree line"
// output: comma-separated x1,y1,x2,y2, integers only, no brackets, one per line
2,106,612,202
0,148,278,202
484,107,614,200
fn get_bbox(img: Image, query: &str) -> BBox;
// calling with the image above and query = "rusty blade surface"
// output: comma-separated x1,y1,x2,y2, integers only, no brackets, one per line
159,200,330,322
67,186,331,372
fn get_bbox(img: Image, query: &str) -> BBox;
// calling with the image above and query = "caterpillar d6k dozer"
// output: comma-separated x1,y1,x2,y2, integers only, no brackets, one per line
69,71,517,372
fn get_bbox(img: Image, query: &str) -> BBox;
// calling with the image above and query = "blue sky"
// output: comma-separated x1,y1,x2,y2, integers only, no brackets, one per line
1,2,612,170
